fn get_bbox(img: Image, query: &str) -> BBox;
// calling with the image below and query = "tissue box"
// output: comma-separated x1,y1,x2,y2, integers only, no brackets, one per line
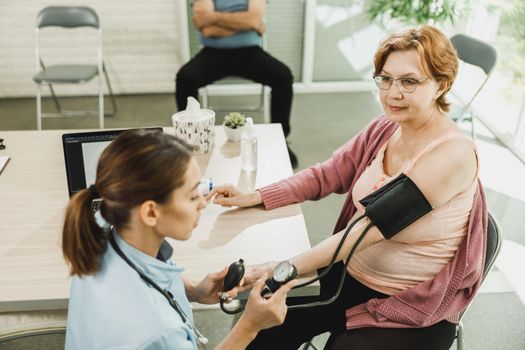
172,109,215,154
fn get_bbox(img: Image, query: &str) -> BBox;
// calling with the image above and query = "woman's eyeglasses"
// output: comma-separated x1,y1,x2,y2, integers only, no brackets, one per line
373,75,428,93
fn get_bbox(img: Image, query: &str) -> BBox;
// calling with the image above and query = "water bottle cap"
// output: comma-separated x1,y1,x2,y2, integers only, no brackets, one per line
243,117,255,137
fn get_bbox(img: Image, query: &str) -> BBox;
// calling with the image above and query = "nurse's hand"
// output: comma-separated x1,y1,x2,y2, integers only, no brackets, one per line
240,274,297,331
205,185,263,208
216,274,297,350
185,266,243,304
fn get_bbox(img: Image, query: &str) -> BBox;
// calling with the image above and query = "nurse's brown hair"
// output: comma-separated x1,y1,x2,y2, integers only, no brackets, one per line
62,129,193,276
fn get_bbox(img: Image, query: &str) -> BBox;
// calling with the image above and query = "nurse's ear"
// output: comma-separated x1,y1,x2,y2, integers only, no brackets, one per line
139,200,160,227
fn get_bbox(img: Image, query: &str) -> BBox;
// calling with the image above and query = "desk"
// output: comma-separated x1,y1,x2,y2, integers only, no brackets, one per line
0,125,317,313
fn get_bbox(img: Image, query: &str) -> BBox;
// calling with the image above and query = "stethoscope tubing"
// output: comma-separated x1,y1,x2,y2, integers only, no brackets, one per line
109,232,209,345
220,214,372,314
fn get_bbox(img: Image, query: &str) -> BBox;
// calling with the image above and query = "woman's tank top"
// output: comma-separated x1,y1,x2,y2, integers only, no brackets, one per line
347,132,479,295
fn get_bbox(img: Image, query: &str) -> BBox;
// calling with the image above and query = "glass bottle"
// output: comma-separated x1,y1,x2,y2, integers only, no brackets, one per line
241,117,257,171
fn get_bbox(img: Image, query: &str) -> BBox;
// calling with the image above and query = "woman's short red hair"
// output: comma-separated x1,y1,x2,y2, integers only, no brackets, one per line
373,25,458,112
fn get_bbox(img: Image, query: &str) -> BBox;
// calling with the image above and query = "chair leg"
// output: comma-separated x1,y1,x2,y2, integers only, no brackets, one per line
36,85,42,130
98,75,104,129
456,322,463,350
302,339,321,350
104,66,117,116
200,87,209,109
302,340,312,350
257,85,264,110
263,87,270,124
46,82,107,121
48,84,62,113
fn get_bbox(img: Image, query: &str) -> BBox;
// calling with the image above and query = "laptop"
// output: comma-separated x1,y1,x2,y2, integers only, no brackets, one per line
62,128,162,211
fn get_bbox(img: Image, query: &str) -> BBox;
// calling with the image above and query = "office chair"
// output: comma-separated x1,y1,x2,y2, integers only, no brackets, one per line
198,35,270,123
33,6,117,130
450,34,497,141
302,212,503,350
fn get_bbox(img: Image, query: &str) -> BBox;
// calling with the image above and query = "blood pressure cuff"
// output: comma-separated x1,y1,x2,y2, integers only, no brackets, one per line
359,173,432,239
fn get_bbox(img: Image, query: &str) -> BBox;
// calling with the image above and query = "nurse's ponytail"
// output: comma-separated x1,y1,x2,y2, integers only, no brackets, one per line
62,188,106,276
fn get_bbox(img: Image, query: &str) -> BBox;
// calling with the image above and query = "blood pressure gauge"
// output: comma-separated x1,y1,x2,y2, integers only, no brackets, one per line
261,261,298,298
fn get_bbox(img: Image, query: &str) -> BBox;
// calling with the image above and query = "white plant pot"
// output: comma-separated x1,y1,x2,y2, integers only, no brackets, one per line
224,125,244,142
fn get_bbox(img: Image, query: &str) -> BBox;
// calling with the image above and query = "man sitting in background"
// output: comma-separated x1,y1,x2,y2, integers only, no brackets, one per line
176,0,298,168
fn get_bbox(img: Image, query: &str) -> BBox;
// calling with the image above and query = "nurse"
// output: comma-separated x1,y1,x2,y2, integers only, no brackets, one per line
62,129,295,349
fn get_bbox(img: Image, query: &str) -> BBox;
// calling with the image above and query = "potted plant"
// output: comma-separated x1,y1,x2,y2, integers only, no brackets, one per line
223,112,246,142
367,0,471,25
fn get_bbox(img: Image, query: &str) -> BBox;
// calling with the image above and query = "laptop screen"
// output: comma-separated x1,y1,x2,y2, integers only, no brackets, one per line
62,128,162,197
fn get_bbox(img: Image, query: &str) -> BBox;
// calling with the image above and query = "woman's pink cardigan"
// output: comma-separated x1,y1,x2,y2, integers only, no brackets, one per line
259,116,487,329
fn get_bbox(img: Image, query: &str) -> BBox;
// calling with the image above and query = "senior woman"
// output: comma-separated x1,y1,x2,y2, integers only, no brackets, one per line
62,129,296,349
207,25,486,350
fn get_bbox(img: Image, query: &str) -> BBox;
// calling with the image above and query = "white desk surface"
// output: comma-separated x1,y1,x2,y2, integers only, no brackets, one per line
0,125,317,313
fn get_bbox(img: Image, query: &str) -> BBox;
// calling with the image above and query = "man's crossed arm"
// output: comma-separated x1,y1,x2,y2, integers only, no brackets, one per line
193,0,266,38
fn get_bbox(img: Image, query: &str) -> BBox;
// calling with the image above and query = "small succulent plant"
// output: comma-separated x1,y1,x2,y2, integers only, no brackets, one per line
223,112,246,129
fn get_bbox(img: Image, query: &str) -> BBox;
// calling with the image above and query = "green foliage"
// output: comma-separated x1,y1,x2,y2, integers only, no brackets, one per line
223,112,246,129
499,0,525,60
368,0,471,25
496,0,525,96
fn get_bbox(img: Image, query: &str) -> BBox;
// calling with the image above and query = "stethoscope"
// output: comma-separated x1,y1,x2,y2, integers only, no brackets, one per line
108,232,209,347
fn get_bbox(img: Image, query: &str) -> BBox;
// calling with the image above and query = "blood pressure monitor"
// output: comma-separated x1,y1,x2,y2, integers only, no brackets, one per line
261,261,298,298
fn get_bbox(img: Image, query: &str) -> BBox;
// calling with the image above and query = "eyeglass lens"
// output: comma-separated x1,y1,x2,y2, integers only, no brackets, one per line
374,76,420,93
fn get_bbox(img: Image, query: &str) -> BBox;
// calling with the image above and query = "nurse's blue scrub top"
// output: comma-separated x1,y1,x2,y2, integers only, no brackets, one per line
66,231,197,349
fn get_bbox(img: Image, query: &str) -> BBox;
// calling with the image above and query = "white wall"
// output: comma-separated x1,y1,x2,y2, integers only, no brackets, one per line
0,0,187,98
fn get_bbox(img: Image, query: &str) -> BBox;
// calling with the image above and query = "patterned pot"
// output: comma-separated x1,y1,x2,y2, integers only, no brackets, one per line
172,108,215,154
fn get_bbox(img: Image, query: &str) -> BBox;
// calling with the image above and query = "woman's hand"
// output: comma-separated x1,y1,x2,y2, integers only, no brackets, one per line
243,261,279,289
239,274,297,332
205,185,263,208
185,266,242,304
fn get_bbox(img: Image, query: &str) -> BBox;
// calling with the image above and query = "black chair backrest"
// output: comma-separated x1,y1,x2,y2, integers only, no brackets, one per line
483,213,502,280
450,34,497,76
37,6,99,29
456,212,502,324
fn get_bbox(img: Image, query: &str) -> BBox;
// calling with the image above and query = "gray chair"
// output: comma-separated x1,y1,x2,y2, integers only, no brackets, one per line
302,212,503,350
33,6,117,130
200,78,269,122
454,212,502,350
450,34,497,141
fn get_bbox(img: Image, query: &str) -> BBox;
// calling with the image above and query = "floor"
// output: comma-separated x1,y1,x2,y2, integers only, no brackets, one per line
1,92,524,349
